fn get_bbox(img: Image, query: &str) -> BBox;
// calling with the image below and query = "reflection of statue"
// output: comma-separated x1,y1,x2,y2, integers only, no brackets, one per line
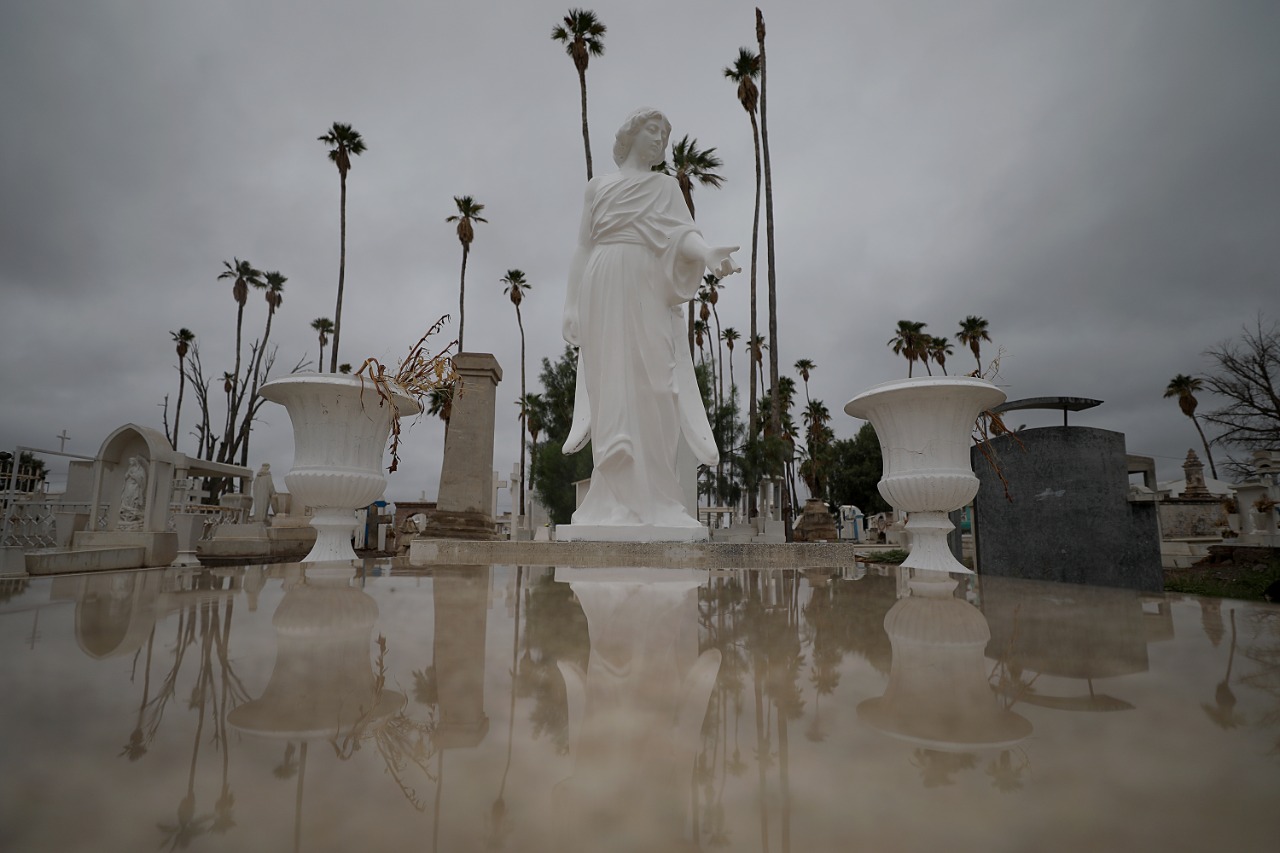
553,567,721,850
561,107,739,531
251,463,276,523
117,456,147,530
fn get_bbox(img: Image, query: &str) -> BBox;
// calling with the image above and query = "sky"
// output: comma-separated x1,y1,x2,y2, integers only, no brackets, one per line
2,0,1277,504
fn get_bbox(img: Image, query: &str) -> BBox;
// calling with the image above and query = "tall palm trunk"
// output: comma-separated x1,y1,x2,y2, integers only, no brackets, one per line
517,306,527,519
578,66,593,181
458,245,469,351
757,8,786,535
1190,414,1218,480
330,173,347,372
747,107,762,519
241,307,277,467
226,302,246,458
174,362,186,452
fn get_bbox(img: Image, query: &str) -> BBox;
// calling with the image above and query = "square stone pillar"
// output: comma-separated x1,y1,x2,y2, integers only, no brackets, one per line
424,353,503,540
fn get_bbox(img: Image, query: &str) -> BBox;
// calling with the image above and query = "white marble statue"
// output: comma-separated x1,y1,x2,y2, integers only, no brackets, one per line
562,107,740,530
117,456,147,531
251,462,276,523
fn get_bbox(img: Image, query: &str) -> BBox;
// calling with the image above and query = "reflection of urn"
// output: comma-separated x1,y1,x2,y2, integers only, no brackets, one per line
553,567,722,851
858,571,1031,750
845,377,1006,574
228,566,403,739
259,374,420,563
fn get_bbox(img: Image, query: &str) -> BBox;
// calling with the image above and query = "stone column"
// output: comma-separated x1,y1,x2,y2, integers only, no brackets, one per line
423,353,503,540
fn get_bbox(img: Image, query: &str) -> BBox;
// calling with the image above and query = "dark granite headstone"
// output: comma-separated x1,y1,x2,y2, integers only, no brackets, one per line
972,426,1162,591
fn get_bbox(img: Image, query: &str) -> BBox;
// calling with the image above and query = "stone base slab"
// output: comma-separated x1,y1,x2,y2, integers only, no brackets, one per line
409,538,887,569
26,546,147,576
420,509,499,541
556,524,709,543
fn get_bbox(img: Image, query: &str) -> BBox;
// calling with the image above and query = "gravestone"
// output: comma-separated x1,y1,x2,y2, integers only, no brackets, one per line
971,400,1162,591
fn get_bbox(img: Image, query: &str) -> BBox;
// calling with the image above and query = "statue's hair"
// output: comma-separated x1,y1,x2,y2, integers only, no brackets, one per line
612,107,672,167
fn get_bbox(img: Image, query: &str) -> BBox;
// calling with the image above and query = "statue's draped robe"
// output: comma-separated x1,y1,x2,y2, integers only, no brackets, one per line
564,171,718,527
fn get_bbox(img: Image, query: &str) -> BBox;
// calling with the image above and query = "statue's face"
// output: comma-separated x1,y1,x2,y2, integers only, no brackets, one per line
631,118,666,167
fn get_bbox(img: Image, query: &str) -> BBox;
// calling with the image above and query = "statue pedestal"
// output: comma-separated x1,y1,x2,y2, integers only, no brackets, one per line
556,524,709,543
423,353,503,541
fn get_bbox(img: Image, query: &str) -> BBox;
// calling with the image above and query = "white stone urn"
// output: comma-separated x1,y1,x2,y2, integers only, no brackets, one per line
259,373,420,563
845,377,1006,574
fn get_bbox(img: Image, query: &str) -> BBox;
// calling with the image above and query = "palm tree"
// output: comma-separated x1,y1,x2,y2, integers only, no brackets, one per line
251,271,286,376
551,9,606,181
427,383,455,425
889,320,929,377
756,10,782,453
310,317,334,370
928,336,954,376
522,392,546,484
724,46,763,514
502,269,532,519
217,258,262,389
659,135,725,220
721,327,741,400
447,195,487,352
750,333,768,400
1164,374,1218,479
705,274,726,410
169,328,195,451
956,316,991,375
660,138,726,357
794,358,815,403
317,123,367,372
693,319,710,364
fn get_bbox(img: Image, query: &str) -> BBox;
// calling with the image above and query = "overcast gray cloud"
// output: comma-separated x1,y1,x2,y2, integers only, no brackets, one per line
2,0,1277,501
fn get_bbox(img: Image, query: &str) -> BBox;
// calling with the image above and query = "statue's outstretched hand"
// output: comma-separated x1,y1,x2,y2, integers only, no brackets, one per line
705,245,742,279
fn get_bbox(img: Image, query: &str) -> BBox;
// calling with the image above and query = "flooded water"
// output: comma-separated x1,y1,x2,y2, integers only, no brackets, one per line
1,562,1277,852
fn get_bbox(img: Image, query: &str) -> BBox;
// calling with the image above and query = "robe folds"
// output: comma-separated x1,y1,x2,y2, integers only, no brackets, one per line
562,171,718,527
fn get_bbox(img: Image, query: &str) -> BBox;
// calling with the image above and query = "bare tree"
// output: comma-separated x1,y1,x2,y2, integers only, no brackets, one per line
1201,317,1280,467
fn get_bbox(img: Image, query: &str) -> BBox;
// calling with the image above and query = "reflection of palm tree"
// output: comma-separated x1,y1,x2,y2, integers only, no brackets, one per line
121,625,157,761
985,749,1029,792
159,604,217,851
273,742,300,780
1203,608,1243,729
910,748,977,787
487,567,523,849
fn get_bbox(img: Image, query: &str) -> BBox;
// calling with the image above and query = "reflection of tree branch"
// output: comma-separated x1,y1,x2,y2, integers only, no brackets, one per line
143,605,198,746
327,634,440,811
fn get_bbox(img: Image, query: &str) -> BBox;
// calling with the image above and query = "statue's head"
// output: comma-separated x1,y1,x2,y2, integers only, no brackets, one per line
613,107,671,168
